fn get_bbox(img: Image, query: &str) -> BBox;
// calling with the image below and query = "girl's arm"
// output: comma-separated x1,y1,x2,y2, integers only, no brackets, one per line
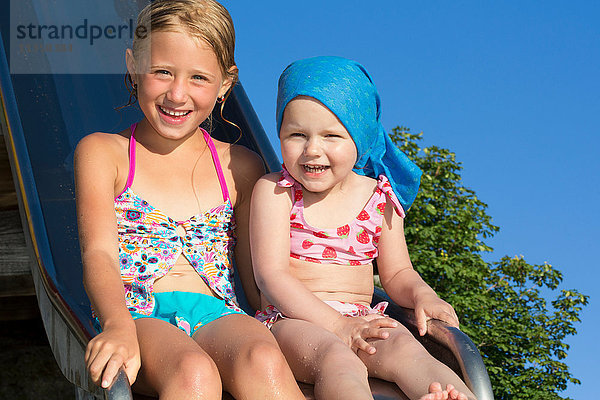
74,133,140,388
377,201,459,336
250,175,396,353
229,145,265,311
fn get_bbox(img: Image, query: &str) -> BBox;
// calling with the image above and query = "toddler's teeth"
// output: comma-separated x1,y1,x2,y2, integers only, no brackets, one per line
304,165,327,173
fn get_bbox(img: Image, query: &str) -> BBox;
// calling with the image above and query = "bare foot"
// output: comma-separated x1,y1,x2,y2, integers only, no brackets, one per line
445,383,470,400
418,382,448,400
418,382,472,400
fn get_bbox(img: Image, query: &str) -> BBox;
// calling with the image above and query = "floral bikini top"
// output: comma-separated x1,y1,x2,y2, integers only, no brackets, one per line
115,123,241,316
278,167,405,266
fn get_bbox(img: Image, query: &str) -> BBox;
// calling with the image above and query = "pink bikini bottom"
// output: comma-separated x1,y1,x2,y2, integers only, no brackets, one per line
255,300,389,329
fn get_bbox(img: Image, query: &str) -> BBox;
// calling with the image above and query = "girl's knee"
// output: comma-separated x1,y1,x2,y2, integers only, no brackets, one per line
320,341,368,376
170,351,221,394
386,327,429,359
239,340,290,377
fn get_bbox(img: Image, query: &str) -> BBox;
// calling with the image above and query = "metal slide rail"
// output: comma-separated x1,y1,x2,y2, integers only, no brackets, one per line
373,288,494,400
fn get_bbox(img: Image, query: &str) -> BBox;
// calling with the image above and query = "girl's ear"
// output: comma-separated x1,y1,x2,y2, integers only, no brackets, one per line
218,65,238,98
125,49,136,82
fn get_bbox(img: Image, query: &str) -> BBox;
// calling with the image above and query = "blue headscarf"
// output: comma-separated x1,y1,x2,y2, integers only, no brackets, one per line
276,56,422,211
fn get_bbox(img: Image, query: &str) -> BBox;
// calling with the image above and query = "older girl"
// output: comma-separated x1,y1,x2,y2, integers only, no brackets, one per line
75,1,303,398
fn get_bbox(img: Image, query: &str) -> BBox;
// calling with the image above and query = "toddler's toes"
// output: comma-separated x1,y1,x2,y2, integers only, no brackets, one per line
436,390,450,400
429,382,443,393
419,392,448,400
445,384,457,399
445,383,468,400
420,382,453,400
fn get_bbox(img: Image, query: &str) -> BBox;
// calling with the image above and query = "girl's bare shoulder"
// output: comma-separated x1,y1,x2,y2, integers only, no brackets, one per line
253,172,292,205
212,139,265,180
352,172,379,194
75,130,130,162
258,171,283,184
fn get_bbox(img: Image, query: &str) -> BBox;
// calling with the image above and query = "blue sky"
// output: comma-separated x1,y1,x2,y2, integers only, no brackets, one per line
220,1,599,398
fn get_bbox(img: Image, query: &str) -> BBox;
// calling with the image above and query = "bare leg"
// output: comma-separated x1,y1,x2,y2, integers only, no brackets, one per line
133,318,221,400
272,318,373,400
193,313,304,400
358,323,475,400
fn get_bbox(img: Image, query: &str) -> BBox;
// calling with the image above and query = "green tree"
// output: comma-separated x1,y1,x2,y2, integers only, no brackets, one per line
389,127,588,400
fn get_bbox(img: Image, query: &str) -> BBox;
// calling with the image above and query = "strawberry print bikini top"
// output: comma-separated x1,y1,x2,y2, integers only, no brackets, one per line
114,123,241,316
278,167,405,266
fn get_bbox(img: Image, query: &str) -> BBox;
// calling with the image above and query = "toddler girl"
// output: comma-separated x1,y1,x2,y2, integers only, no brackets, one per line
251,56,476,400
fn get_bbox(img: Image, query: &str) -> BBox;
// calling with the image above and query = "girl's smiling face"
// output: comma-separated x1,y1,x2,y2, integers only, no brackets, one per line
280,96,358,194
127,30,233,140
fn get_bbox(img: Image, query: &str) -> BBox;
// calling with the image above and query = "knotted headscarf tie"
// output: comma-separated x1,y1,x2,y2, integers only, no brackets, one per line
276,56,422,211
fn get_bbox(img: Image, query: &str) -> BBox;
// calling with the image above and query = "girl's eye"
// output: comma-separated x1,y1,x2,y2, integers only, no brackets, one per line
290,132,306,138
154,69,171,76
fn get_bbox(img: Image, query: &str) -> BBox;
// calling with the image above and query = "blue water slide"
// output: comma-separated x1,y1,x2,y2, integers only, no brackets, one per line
0,3,493,399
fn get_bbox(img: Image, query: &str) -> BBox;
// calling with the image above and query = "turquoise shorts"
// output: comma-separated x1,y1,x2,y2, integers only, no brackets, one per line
95,291,244,337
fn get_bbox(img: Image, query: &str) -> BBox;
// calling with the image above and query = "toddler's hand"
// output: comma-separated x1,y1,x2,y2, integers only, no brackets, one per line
85,324,140,388
332,314,398,355
414,293,459,336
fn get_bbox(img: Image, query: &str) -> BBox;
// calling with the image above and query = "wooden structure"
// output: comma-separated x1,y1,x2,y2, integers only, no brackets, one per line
0,132,37,320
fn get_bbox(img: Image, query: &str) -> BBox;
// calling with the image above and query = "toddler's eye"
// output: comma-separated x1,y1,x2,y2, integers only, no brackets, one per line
290,132,306,137
192,75,207,81
154,69,170,75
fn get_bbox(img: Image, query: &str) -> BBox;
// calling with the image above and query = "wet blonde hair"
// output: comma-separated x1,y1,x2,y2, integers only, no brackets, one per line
124,0,238,106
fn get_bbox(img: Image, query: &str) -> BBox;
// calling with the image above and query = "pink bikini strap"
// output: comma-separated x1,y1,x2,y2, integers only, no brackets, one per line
124,123,137,190
115,123,137,199
277,166,304,212
202,129,230,202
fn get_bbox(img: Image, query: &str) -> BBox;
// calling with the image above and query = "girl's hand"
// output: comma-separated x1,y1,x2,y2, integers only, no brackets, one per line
85,324,140,388
331,314,399,354
414,293,460,336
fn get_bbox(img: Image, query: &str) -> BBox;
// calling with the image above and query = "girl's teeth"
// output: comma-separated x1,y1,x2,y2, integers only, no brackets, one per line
304,165,327,173
160,106,190,117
